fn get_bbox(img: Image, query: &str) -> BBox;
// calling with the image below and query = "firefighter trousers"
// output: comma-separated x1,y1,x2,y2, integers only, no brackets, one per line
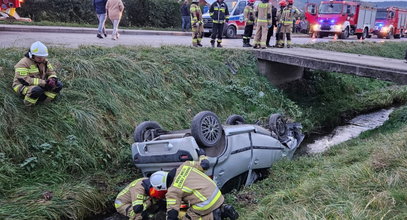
254,23,268,47
278,24,292,47
243,24,254,44
192,24,204,46
211,23,224,43
15,82,63,106
266,25,274,46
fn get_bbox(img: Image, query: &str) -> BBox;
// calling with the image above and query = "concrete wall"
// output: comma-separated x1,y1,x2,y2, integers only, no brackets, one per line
257,59,304,85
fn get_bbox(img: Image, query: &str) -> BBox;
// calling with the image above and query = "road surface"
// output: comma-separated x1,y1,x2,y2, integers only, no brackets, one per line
1,31,406,48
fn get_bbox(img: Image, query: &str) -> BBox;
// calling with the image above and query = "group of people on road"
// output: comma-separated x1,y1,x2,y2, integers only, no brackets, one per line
93,0,124,40
115,155,239,220
187,0,299,49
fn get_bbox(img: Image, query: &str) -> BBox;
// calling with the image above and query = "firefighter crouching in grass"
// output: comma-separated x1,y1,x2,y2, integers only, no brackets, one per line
115,177,166,220
276,0,300,48
13,41,63,106
149,156,239,220
190,0,204,47
242,0,256,47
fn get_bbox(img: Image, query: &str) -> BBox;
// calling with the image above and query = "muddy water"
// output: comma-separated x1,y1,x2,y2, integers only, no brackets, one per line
306,108,394,154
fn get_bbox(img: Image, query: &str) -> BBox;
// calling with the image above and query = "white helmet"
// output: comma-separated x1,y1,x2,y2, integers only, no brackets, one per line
29,41,48,58
192,0,199,3
150,171,168,190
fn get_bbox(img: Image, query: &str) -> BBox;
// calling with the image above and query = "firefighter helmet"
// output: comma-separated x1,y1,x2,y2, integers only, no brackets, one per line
248,0,255,3
29,41,48,58
287,0,293,4
149,187,167,199
150,171,168,190
279,0,287,6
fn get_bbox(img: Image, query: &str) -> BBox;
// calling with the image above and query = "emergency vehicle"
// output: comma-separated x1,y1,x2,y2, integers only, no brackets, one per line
0,0,31,22
374,7,407,39
203,0,259,38
305,0,376,39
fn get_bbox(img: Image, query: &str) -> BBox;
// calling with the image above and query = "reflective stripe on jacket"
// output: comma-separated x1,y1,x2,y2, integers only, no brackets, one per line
115,178,150,220
190,3,203,25
244,5,255,25
280,5,300,25
255,2,271,25
209,1,230,24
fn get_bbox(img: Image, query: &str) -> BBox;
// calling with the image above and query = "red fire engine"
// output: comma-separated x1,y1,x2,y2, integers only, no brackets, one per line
374,7,407,39
0,0,31,22
305,0,376,39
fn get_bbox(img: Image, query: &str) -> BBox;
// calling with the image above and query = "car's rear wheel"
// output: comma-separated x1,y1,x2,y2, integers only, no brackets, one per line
225,114,245,125
269,114,288,138
191,111,222,148
134,121,162,142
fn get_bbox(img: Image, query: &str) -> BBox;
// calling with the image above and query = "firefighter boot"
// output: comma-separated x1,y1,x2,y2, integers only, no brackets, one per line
243,39,250,47
286,33,292,48
217,40,223,48
210,40,215,48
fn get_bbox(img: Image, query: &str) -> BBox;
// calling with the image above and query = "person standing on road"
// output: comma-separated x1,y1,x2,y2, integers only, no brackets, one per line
209,0,230,48
13,41,63,106
190,0,204,47
242,0,256,47
266,2,277,47
93,0,108,39
115,177,166,220
274,0,286,47
181,0,191,32
276,0,299,48
106,0,124,40
253,0,272,49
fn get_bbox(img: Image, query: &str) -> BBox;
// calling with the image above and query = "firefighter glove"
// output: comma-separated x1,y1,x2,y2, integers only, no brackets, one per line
225,18,229,23
133,204,143,213
200,159,210,170
167,209,179,220
46,78,56,88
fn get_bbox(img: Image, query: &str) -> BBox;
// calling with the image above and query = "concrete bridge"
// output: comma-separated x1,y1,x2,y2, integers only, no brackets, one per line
255,48,407,85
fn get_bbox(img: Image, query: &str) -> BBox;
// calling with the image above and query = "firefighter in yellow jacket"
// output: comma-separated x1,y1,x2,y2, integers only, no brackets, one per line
115,177,166,220
190,0,204,47
13,41,63,106
253,0,272,49
276,0,300,48
242,0,256,47
149,156,239,220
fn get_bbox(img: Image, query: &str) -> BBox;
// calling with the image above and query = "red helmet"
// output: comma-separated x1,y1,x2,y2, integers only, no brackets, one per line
287,0,293,4
248,0,255,3
149,187,167,200
279,0,287,6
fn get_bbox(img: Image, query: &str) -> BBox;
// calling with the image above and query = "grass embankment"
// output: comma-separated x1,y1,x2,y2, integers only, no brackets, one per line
227,41,407,219
0,43,406,219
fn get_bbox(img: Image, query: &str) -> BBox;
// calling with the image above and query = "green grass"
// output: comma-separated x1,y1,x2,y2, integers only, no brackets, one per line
0,20,183,31
0,42,406,219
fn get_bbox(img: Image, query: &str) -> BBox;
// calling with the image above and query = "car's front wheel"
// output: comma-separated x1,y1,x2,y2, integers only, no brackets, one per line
225,114,245,125
269,114,288,139
134,121,162,142
191,111,223,148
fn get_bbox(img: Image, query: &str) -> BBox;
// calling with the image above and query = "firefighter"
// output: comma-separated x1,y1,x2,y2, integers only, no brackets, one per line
13,41,63,106
209,0,230,48
276,0,300,48
266,2,277,47
149,158,239,220
274,0,286,47
115,177,166,220
190,0,204,47
253,0,272,49
242,0,256,47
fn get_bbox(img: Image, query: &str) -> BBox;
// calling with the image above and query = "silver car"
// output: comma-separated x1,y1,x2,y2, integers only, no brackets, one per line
131,111,304,192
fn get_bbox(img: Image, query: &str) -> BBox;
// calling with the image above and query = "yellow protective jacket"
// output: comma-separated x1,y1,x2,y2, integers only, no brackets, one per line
244,5,255,25
115,178,151,220
166,159,224,216
190,3,203,26
13,57,57,94
255,2,271,25
279,5,300,26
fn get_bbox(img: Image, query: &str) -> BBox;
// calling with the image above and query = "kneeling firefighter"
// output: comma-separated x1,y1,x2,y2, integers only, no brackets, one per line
149,156,239,220
115,177,166,220
13,41,63,106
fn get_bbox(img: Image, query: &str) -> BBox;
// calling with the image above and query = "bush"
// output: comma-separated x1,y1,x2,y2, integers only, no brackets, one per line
17,0,181,28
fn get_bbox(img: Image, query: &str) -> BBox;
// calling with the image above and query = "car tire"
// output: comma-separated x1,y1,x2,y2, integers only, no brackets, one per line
134,121,162,142
225,114,245,125
269,114,288,138
225,25,236,38
191,111,223,148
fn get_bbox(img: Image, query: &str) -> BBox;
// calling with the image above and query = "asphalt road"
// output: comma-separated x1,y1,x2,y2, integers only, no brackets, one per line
1,31,407,49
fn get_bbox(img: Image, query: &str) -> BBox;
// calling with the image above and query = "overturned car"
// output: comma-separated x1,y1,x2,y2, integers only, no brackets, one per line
131,111,304,192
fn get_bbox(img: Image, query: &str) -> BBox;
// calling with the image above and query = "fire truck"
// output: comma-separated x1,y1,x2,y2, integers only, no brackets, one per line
305,0,376,39
374,7,407,39
0,0,31,22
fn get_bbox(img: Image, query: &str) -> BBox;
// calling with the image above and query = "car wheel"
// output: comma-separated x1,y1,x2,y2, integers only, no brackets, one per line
225,26,236,38
134,121,162,142
225,114,245,125
191,111,223,148
269,114,288,138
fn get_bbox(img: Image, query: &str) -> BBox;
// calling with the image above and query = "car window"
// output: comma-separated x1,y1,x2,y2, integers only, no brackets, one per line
234,1,246,15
